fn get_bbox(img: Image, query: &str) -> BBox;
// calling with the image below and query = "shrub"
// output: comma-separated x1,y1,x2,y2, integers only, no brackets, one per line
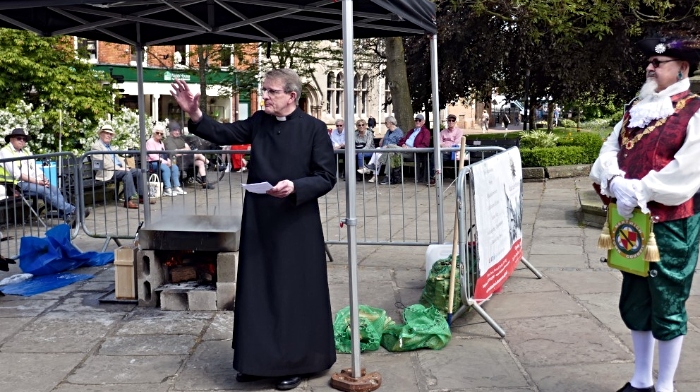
519,130,558,149
520,131,603,167
560,119,576,128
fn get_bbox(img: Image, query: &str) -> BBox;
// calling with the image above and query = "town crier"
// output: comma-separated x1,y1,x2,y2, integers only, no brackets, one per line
590,36,700,392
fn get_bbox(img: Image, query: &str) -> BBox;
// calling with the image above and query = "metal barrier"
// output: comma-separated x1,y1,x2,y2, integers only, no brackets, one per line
324,146,510,246
452,147,542,336
0,145,529,258
0,152,81,258
79,149,247,251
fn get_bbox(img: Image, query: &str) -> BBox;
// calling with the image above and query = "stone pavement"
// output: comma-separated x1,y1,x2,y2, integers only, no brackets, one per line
1,176,699,392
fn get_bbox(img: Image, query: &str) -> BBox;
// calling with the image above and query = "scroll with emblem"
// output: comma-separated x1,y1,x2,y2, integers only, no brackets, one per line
604,203,652,277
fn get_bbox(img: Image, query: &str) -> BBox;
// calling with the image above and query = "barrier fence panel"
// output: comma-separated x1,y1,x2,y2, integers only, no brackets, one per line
452,147,542,336
80,149,247,251
0,152,81,258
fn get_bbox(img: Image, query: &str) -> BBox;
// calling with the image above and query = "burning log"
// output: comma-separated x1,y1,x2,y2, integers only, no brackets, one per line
170,266,197,283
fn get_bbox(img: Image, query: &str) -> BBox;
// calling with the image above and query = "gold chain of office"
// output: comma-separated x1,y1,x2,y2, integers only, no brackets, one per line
621,94,699,150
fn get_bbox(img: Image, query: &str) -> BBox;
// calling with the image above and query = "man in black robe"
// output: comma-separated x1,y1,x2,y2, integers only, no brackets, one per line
171,69,337,391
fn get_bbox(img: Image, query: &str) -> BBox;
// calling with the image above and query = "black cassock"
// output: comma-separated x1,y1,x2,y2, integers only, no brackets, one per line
189,108,337,377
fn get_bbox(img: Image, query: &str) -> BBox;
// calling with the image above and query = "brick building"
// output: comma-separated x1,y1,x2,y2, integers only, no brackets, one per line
76,38,257,125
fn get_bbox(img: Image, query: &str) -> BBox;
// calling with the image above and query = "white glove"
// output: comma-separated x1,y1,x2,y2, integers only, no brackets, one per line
610,177,639,219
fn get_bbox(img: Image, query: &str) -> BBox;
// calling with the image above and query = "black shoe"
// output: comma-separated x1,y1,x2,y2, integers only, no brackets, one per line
276,376,302,390
616,382,656,392
235,372,266,383
365,163,376,171
202,183,215,189
379,178,390,185
83,208,91,219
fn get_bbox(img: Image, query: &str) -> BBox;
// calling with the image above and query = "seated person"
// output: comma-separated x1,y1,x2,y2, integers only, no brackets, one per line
0,128,87,224
439,114,467,179
329,119,345,179
164,121,214,189
394,114,431,184
357,116,403,183
229,144,249,172
354,119,374,172
92,124,154,209
146,124,186,197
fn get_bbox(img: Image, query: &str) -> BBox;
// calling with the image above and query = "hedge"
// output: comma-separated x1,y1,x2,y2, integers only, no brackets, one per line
520,132,603,167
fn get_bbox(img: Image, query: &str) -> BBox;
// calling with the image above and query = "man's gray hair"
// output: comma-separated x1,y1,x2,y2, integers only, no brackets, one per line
384,116,397,126
335,118,344,126
265,69,302,105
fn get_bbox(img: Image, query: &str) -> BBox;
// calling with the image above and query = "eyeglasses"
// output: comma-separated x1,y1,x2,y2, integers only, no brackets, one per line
155,132,164,135
648,58,676,68
14,137,28,142
414,119,422,122
447,119,456,122
261,87,286,96
357,124,366,127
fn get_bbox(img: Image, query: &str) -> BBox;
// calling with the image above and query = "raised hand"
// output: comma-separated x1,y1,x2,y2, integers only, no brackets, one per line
170,79,203,122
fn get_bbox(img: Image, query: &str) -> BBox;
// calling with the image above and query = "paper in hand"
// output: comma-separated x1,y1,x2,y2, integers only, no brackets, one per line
242,182,273,194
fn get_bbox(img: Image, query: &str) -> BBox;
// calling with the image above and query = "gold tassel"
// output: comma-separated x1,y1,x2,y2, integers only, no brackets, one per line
644,228,660,262
598,220,613,250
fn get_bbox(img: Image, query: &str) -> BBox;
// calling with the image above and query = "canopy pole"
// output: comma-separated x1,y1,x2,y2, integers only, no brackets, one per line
430,34,444,243
135,22,150,225
330,1,381,391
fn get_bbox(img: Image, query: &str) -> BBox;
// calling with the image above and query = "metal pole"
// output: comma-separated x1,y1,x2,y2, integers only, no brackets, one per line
136,23,150,225
429,34,444,243
523,69,530,132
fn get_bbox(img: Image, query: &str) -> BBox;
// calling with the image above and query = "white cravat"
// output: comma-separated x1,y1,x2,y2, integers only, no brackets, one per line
628,78,690,128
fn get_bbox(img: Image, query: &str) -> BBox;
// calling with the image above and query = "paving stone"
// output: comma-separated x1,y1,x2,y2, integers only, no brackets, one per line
99,335,196,355
174,340,242,390
0,299,56,317
1,312,120,353
202,312,233,341
576,293,632,347
418,337,529,390
527,253,589,269
53,384,170,392
116,309,211,335
52,291,136,313
0,317,32,344
529,241,584,255
67,354,186,384
499,269,560,294
0,352,84,392
544,269,622,295
479,291,586,320
527,362,634,392
502,314,630,367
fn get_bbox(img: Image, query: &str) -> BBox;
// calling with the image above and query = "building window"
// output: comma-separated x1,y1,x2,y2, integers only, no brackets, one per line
361,74,369,115
129,45,147,65
335,72,343,115
174,45,188,67
220,45,233,68
76,38,97,63
326,72,335,113
384,78,392,114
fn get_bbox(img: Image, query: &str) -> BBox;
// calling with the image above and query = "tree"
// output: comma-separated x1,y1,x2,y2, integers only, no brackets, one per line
404,0,700,130
385,37,415,131
0,29,115,153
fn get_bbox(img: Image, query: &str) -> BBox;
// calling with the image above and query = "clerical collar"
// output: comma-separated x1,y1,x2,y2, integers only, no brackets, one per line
276,116,287,121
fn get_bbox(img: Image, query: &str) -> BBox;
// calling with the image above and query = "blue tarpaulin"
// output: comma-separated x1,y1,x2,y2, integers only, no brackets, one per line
0,273,93,296
18,224,113,276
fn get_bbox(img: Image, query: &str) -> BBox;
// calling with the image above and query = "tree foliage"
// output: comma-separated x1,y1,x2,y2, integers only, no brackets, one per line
404,0,700,128
0,29,115,153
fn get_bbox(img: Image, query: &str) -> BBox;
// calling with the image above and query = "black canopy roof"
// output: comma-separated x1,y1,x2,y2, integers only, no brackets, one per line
0,0,436,45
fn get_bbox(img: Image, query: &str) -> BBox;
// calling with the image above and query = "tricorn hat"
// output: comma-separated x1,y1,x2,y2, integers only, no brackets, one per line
4,128,30,143
637,37,700,64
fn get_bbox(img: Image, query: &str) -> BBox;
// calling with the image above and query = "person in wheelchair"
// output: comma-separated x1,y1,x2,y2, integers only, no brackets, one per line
164,121,214,189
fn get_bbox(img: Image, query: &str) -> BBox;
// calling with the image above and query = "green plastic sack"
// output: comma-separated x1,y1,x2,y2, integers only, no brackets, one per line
380,304,451,352
419,255,462,315
333,305,395,353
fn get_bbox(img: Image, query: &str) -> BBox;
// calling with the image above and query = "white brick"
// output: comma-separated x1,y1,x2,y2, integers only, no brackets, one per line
188,289,217,311
217,251,238,283
216,282,236,310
